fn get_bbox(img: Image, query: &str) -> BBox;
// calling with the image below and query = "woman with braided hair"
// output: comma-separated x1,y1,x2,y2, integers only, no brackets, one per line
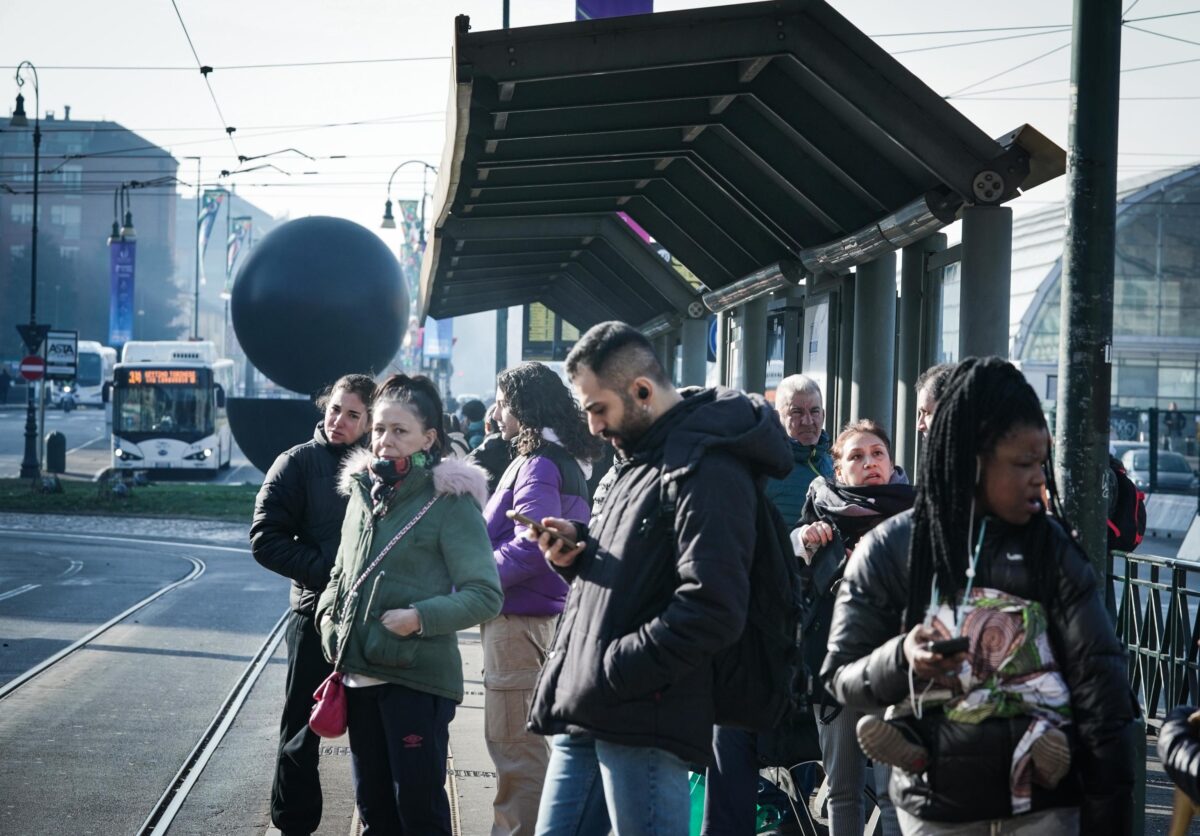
821,357,1135,835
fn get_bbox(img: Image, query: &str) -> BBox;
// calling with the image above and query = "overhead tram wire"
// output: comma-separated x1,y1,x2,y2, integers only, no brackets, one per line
169,0,239,158
1124,24,1200,50
947,55,1200,99
892,27,1072,56
0,55,451,72
22,111,443,133
945,39,1073,99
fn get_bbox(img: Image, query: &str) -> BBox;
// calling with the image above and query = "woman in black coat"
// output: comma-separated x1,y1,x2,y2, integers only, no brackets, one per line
249,373,374,836
821,358,1135,835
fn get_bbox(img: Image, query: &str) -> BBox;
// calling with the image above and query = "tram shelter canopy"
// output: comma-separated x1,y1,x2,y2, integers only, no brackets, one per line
419,0,1065,330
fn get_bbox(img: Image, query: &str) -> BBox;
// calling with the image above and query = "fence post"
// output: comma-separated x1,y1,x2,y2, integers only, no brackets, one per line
1149,407,1159,494
1133,713,1146,836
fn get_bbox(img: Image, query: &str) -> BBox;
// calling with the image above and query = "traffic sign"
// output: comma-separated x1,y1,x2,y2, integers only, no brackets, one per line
46,330,78,381
15,323,50,353
19,355,45,381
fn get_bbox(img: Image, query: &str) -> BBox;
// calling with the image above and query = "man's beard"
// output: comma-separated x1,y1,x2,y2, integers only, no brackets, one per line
601,393,655,451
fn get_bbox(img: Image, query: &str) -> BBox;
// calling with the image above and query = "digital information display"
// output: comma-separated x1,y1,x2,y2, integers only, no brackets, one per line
123,369,198,385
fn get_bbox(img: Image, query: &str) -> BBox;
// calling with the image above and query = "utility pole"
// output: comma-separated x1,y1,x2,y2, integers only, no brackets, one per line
191,156,201,340
495,0,511,378
1054,1,1121,585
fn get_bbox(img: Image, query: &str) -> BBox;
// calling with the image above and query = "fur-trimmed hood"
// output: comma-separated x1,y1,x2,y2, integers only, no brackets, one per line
336,446,489,508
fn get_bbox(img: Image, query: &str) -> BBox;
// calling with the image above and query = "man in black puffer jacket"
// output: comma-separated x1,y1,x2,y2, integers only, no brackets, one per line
250,374,373,836
527,322,791,835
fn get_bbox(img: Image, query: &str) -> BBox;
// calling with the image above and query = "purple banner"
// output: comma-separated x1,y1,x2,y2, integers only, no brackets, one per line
576,0,652,20
108,239,136,349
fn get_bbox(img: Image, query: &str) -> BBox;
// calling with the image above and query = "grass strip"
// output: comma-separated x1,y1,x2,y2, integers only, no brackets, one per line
0,478,258,522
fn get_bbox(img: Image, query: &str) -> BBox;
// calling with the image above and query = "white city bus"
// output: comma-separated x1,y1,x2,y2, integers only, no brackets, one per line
56,341,117,408
111,341,234,472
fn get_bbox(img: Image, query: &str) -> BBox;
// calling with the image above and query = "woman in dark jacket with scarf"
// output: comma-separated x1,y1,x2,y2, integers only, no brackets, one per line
822,358,1135,835
482,362,601,835
792,420,914,836
250,373,375,836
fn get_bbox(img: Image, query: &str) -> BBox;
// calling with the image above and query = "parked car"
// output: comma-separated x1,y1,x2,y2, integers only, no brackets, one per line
1110,440,1149,461
1123,449,1200,494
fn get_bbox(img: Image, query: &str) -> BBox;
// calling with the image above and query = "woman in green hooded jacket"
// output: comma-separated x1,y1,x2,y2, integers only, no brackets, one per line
317,373,502,835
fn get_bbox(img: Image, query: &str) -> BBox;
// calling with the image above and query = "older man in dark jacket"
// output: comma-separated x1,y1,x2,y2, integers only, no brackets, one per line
527,322,791,836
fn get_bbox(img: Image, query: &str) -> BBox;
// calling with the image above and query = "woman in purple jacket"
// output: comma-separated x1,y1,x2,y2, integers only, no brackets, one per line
482,362,602,836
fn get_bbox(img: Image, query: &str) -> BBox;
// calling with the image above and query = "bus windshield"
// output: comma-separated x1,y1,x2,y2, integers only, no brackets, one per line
77,352,103,387
114,368,214,440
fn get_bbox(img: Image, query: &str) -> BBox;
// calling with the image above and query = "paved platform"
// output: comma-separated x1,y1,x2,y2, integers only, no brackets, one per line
0,511,1186,835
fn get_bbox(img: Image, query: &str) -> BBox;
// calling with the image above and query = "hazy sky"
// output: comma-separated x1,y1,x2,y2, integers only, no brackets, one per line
3,0,1198,242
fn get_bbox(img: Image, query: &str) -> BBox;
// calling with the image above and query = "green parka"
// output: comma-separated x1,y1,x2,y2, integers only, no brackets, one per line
316,448,503,702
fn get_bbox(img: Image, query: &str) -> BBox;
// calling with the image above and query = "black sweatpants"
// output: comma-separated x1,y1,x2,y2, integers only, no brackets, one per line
345,682,456,835
271,610,333,835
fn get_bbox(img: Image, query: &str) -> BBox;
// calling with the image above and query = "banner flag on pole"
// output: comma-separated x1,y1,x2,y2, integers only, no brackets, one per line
197,189,226,286
221,216,252,299
398,200,424,368
108,239,136,350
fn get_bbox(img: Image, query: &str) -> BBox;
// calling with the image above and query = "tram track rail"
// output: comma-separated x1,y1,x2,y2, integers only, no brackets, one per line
0,534,209,701
0,529,257,701
0,529,295,835
136,610,288,836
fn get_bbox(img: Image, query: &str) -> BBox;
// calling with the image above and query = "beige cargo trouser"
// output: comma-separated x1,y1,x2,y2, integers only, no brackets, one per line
482,612,557,836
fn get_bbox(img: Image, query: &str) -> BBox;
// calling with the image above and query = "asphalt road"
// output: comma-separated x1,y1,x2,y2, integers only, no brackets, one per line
0,529,289,835
0,525,490,836
0,405,264,484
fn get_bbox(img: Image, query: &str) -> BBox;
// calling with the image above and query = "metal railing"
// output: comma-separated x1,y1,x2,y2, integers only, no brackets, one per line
1111,551,1200,724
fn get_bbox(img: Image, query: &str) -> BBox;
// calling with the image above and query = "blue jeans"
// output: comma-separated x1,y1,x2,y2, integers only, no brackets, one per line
534,733,691,836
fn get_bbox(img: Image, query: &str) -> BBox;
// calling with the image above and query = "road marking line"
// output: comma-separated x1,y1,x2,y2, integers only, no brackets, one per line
66,434,106,454
0,556,204,701
0,529,249,554
58,560,83,579
0,583,38,602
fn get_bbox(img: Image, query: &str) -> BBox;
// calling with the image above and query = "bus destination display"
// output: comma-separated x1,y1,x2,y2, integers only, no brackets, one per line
123,369,199,385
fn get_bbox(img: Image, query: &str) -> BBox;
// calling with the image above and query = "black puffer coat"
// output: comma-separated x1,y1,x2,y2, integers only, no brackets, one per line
822,510,1135,833
250,422,367,615
528,387,792,765
1158,705,1200,805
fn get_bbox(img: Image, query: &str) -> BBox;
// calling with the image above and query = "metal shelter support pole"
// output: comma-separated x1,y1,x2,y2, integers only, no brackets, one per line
850,253,897,433
958,206,1013,359
837,276,855,432
653,333,673,381
680,318,708,387
716,311,729,387
780,287,805,376
896,240,929,476
738,296,768,395
495,307,508,376
919,235,948,372
1056,0,1121,584
496,0,511,379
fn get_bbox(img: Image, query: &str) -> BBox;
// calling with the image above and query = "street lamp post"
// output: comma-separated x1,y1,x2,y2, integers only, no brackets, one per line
381,159,438,247
12,61,42,479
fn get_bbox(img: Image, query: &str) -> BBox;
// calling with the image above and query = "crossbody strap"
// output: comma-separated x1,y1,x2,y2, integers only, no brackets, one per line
332,493,441,665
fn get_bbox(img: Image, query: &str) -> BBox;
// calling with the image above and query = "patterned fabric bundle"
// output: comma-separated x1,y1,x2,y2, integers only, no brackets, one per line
925,587,1072,813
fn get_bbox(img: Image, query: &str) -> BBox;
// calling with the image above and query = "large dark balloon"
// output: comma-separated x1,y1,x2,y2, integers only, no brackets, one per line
231,216,407,395
228,397,321,474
